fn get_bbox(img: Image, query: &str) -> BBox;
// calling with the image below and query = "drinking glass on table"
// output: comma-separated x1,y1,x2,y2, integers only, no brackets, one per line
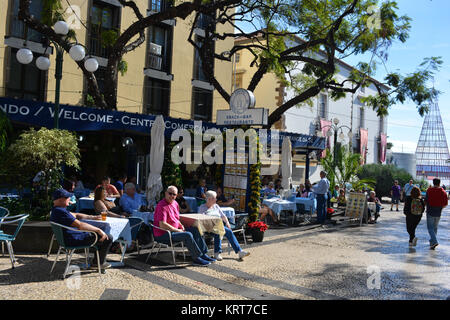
101,211,107,221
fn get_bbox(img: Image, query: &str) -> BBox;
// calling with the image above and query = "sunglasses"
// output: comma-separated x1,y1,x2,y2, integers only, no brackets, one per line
168,192,177,196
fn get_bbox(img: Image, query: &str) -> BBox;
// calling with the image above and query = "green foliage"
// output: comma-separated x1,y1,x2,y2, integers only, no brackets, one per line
101,29,119,47
161,141,183,192
118,59,128,76
0,109,11,155
41,0,63,26
321,145,375,192
357,163,422,197
1,128,80,220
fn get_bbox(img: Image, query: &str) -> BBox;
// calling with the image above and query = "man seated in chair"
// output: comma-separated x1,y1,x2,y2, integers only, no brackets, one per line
216,186,235,207
50,189,113,270
120,182,146,216
153,186,216,266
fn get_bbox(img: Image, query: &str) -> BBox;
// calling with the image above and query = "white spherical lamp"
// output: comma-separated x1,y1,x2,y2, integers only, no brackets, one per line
69,45,85,61
35,56,50,70
84,58,99,72
53,21,69,35
16,48,33,64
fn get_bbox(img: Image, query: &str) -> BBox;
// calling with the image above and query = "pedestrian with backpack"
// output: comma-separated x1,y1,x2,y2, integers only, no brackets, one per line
425,178,448,250
403,186,425,247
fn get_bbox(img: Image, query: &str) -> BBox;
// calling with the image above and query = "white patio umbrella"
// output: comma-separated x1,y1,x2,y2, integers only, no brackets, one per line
146,115,165,207
281,136,292,198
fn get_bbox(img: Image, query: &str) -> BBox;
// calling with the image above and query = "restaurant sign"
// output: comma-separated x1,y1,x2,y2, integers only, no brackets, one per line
216,89,268,126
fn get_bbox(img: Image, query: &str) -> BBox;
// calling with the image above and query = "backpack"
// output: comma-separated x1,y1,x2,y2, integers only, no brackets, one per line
410,198,424,215
137,223,153,245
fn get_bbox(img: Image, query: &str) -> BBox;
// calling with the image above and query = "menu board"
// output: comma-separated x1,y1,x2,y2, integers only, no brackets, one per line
223,153,249,212
345,192,368,224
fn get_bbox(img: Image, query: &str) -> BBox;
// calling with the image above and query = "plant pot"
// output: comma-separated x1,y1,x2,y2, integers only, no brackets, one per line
251,229,265,243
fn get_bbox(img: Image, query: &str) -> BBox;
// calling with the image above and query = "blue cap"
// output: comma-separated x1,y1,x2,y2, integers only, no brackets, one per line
53,188,74,200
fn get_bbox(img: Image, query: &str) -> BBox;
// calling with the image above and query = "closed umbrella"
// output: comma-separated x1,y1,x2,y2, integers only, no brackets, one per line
281,136,292,198
146,115,165,207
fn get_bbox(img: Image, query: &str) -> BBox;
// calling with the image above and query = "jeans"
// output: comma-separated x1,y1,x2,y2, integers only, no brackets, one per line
214,226,242,254
316,194,328,224
154,226,207,260
426,214,441,245
406,214,422,242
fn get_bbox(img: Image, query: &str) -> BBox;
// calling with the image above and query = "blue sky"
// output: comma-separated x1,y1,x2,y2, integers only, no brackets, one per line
342,0,450,153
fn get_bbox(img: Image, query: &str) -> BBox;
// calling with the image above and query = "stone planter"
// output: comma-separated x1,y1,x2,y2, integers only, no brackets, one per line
1,221,55,254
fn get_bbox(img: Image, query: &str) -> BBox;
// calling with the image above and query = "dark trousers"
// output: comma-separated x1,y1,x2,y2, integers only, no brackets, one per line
68,233,113,265
316,194,328,224
406,214,422,242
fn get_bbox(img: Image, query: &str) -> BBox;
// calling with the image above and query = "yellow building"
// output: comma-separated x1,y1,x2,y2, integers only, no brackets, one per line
0,0,234,185
1,0,232,120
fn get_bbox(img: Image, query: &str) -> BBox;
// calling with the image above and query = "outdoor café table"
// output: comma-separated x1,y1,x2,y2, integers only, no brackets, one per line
220,207,236,224
81,217,132,267
295,197,317,214
179,213,225,238
262,198,297,220
76,196,115,212
184,196,198,212
131,210,154,225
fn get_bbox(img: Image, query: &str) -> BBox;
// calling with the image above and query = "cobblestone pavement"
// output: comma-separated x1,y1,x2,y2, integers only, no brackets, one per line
0,204,449,300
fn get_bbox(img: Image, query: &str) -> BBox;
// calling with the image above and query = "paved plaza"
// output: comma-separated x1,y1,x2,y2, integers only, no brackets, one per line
0,204,449,300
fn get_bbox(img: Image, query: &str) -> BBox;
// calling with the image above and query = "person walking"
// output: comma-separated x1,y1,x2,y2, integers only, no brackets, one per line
312,171,330,225
403,186,425,247
403,179,416,204
425,178,448,250
390,180,401,211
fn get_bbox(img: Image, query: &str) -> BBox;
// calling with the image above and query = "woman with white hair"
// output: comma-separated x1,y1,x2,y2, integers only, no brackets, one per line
198,190,250,261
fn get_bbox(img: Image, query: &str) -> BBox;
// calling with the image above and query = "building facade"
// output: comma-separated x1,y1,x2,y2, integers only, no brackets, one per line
233,36,389,185
1,0,234,186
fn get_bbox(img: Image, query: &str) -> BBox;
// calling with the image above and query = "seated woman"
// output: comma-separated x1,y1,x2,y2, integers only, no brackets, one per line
367,191,382,223
198,191,250,261
258,204,280,224
176,187,191,214
296,184,305,197
94,186,127,218
337,189,347,207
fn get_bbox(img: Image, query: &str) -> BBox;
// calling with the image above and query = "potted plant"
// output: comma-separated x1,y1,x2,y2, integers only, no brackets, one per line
247,221,268,243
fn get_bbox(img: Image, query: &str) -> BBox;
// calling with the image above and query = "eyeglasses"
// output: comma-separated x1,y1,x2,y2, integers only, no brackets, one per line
168,192,177,196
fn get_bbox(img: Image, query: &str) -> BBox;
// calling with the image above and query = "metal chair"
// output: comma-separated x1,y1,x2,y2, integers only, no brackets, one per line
145,223,186,266
117,217,144,263
0,206,10,255
49,222,102,279
227,213,248,255
296,203,312,223
279,209,296,225
0,214,29,268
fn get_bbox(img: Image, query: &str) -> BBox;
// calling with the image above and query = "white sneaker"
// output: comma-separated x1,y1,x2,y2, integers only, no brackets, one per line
412,237,418,246
214,253,223,261
238,251,250,260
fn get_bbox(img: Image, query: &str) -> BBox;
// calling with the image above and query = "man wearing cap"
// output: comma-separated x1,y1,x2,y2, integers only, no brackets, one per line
50,188,113,269
312,171,330,225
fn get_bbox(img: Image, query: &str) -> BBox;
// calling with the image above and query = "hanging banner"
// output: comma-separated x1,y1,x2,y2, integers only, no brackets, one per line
320,119,332,158
360,128,368,165
379,133,387,163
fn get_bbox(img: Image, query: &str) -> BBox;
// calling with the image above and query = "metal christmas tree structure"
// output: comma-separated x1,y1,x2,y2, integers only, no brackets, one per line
415,101,450,184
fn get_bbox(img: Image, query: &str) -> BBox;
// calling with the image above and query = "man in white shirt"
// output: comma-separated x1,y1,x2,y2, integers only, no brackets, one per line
312,171,330,225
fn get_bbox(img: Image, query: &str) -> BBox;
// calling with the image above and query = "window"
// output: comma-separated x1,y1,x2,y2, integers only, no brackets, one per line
234,73,243,89
147,25,172,73
193,35,214,83
144,78,170,116
235,52,240,63
5,48,46,101
196,13,215,30
192,87,213,121
379,116,384,133
359,107,365,128
89,1,121,58
9,0,44,42
319,94,327,119
149,0,171,12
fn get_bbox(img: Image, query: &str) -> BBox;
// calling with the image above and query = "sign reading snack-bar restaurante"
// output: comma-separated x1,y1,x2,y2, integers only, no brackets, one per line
216,89,268,126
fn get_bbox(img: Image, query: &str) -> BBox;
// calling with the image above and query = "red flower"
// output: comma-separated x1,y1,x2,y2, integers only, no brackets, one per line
247,221,268,232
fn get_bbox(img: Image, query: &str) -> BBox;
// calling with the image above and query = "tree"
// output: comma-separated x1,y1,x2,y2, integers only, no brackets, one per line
2,128,80,219
189,0,442,127
18,0,242,110
0,110,11,155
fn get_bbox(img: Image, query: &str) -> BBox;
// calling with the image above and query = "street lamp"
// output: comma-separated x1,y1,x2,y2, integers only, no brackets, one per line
317,117,353,169
16,21,99,129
